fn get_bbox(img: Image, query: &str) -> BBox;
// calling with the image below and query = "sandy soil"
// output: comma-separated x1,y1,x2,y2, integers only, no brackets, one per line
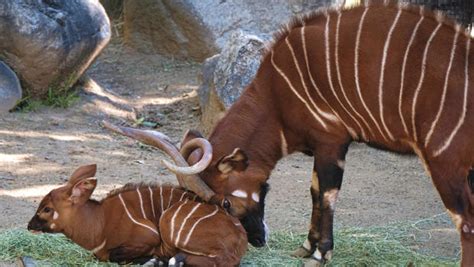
0,40,459,261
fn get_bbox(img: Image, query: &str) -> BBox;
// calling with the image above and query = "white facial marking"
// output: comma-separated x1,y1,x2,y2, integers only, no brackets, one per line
324,189,339,210
303,239,311,251
252,192,260,203
264,220,270,242
280,130,288,157
53,211,59,220
313,249,322,260
231,190,248,198
336,160,345,169
50,223,56,229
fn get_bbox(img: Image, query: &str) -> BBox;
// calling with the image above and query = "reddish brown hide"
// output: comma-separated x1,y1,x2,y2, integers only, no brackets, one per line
147,1,474,265
102,1,474,265
27,165,247,266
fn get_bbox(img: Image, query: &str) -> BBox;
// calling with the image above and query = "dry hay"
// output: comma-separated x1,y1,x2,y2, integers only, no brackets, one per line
0,214,459,266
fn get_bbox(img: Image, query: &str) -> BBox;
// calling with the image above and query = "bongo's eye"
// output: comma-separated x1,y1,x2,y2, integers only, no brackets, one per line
43,207,52,213
223,199,231,210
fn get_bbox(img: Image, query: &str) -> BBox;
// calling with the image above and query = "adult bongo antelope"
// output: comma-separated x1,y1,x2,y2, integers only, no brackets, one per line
105,1,474,265
28,159,247,265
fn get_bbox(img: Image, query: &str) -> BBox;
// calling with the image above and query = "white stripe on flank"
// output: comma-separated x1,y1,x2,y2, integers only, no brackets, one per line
399,11,424,136
434,38,470,156
334,10,371,141
118,194,159,236
182,206,219,246
378,9,402,141
301,26,355,136
160,186,164,213
285,34,336,124
170,199,189,244
354,7,390,142
270,50,329,131
424,30,460,147
91,239,107,254
168,187,175,209
148,187,156,219
136,188,147,220
179,191,187,201
411,22,443,141
280,130,288,157
175,203,201,246
325,12,365,140
299,28,339,123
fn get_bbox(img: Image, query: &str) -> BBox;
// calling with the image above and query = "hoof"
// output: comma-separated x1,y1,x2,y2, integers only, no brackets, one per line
291,246,312,258
304,258,323,267
324,250,333,261
168,253,186,267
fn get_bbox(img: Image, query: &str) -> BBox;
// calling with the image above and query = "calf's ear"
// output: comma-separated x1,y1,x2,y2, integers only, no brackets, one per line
69,177,97,205
217,148,249,174
67,165,98,205
68,164,97,185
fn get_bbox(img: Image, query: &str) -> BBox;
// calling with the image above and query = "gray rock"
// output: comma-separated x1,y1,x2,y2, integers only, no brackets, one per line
198,31,267,131
0,0,111,98
123,0,329,61
0,61,22,113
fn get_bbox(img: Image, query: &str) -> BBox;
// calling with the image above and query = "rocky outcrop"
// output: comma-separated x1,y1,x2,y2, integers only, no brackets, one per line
198,32,267,131
0,61,22,113
123,0,327,61
0,0,111,98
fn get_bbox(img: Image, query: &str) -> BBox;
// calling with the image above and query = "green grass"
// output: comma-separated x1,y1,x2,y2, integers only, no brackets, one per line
0,215,459,266
14,75,80,112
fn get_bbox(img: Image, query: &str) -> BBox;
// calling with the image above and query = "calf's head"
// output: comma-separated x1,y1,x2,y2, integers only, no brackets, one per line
28,164,97,234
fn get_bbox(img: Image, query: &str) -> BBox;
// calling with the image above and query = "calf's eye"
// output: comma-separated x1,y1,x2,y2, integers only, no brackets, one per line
43,207,52,213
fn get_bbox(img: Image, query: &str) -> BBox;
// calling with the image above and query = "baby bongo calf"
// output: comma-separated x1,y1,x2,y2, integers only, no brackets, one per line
27,164,247,266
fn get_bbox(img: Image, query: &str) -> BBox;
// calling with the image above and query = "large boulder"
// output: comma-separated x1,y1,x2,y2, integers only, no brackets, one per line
198,31,267,132
123,0,327,61
0,61,22,113
0,0,111,98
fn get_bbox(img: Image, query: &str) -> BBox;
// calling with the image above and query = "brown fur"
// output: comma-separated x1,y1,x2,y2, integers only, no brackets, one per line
28,165,247,266
180,1,474,265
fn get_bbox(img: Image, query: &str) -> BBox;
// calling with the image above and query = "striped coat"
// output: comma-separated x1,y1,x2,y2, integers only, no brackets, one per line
168,1,474,265
28,165,247,266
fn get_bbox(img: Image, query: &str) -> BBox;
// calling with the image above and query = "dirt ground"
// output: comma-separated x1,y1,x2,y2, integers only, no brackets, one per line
0,39,460,261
